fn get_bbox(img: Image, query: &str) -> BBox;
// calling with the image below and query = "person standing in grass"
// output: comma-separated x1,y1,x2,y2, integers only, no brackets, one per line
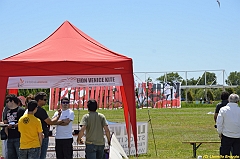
214,91,232,155
214,91,229,125
18,100,43,159
216,93,240,157
52,97,74,159
77,99,111,159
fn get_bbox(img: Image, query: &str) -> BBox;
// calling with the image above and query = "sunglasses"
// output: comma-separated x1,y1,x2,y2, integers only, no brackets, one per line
43,99,47,101
5,99,10,103
62,102,69,104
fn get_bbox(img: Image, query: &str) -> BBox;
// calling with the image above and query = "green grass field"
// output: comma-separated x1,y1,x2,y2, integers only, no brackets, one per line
1,106,221,158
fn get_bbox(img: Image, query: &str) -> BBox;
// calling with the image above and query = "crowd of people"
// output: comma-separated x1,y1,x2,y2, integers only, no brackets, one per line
5,90,240,159
1,92,111,159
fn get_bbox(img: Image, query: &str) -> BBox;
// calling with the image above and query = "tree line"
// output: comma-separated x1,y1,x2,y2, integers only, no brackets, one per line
6,71,240,103
149,71,240,102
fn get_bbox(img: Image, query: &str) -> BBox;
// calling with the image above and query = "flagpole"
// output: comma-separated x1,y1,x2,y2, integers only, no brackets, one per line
148,109,158,156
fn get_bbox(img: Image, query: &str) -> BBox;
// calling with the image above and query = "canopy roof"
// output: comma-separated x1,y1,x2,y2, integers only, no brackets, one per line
4,21,129,62
2,21,132,77
0,21,137,153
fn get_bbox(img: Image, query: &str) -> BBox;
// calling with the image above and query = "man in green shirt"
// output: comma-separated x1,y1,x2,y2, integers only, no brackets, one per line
77,99,111,159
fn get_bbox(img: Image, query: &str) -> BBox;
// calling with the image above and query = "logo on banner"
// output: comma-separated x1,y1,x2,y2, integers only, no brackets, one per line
63,77,77,87
18,78,24,87
17,78,48,88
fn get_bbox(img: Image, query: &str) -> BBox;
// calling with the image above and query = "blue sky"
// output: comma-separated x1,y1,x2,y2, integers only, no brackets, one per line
0,1,239,84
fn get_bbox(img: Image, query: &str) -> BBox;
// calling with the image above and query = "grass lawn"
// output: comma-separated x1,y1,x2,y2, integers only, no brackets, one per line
0,106,220,159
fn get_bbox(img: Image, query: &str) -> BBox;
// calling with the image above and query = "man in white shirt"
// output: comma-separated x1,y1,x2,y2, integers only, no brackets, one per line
52,97,74,159
216,93,240,157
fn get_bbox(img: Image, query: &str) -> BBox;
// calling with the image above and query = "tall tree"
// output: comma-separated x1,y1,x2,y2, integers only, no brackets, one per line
187,90,194,101
225,88,234,95
156,72,183,83
182,77,198,86
197,72,217,85
226,71,240,85
195,89,205,100
213,88,224,101
207,90,214,101
235,86,240,96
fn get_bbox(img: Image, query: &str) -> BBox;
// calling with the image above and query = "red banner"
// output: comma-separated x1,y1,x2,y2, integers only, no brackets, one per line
49,86,122,110
136,82,181,108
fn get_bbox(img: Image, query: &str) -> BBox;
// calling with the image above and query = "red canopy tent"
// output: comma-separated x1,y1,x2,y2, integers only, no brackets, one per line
0,21,137,153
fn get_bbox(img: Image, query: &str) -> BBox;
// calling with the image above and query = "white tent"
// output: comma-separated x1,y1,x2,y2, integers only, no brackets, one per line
109,133,129,159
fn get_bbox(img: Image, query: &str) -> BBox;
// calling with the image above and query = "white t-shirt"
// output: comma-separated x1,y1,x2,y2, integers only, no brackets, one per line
53,109,74,139
217,103,240,138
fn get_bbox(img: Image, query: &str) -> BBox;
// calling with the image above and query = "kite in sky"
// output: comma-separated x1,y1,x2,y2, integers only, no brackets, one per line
217,0,220,7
